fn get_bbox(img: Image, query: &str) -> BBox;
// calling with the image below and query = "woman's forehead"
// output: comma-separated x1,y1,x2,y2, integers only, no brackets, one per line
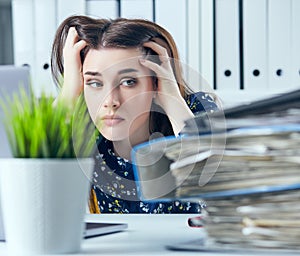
83,48,150,76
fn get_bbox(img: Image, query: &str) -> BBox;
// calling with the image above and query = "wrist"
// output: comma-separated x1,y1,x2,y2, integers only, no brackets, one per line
57,85,81,108
161,96,194,135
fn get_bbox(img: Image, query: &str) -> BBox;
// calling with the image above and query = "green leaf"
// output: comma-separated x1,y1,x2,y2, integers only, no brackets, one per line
0,85,98,158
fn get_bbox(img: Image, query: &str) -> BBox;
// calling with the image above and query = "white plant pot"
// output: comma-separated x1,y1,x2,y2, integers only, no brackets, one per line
0,158,94,255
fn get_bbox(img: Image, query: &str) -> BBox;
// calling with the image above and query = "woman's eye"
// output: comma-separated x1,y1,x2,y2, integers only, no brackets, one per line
120,78,137,87
86,81,103,88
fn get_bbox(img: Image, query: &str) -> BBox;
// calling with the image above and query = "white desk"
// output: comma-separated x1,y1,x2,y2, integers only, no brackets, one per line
83,214,203,255
0,214,298,255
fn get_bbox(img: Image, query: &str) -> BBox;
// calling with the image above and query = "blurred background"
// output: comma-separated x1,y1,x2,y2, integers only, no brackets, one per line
0,0,299,106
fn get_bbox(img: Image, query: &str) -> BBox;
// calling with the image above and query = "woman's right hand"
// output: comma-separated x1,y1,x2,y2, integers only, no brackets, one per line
60,27,87,104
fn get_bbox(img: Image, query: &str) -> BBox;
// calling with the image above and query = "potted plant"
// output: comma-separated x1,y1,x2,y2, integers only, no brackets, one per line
0,87,97,255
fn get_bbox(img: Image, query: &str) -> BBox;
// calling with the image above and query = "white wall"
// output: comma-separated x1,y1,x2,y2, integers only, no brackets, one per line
10,0,300,105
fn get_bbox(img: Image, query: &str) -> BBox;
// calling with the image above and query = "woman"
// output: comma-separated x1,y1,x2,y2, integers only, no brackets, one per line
51,15,219,213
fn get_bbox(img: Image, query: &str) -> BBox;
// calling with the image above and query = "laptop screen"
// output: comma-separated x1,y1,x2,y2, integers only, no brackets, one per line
0,65,30,158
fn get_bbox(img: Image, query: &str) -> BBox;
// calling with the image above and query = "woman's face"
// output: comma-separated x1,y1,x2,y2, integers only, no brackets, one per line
83,48,155,143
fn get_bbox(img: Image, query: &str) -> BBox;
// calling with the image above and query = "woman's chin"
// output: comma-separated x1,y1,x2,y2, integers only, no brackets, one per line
101,129,129,142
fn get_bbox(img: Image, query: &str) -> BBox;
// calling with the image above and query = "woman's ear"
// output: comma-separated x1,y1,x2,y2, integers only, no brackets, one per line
152,77,157,100
152,76,158,91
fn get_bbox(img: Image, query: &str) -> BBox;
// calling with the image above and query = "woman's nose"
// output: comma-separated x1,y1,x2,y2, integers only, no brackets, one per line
103,88,120,109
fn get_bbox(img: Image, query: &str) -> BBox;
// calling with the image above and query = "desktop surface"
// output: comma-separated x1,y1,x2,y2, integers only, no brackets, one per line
0,214,297,255
82,214,203,255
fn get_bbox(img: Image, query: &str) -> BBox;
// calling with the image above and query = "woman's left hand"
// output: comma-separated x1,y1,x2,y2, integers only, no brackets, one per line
139,41,194,135
139,41,182,109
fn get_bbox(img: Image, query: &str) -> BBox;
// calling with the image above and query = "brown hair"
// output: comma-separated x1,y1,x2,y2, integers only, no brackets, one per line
51,15,193,136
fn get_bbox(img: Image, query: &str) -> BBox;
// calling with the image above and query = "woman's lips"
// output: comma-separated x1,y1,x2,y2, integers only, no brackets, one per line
102,115,124,126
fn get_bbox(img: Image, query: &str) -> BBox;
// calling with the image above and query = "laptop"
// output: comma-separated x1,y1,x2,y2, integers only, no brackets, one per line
0,65,30,241
0,65,31,158
0,216,127,241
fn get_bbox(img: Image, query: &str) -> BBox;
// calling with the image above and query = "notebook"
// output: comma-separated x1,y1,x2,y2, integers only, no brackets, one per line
83,222,128,239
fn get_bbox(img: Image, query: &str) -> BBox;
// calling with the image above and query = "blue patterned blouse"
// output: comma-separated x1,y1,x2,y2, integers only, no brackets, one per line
89,92,218,214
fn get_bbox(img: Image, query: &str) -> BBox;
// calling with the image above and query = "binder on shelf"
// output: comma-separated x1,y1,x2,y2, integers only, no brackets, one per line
86,0,118,19
291,0,300,89
56,0,85,27
268,0,292,93
242,0,267,92
34,0,56,96
11,0,35,70
120,0,153,20
156,0,187,64
186,0,201,92
199,0,215,92
215,0,240,92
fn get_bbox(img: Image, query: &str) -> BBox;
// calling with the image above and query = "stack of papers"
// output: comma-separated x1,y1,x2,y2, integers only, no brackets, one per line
169,121,300,197
132,89,300,251
202,187,300,250
168,90,300,251
182,89,300,135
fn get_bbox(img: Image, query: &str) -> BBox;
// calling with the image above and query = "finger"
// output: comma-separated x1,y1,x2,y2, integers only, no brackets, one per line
65,27,87,51
139,58,174,81
65,27,78,47
143,41,170,63
143,41,169,56
139,58,161,75
74,39,87,51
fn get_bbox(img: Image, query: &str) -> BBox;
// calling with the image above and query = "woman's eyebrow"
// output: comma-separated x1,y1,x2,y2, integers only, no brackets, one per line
118,68,138,75
84,71,102,76
84,68,138,77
